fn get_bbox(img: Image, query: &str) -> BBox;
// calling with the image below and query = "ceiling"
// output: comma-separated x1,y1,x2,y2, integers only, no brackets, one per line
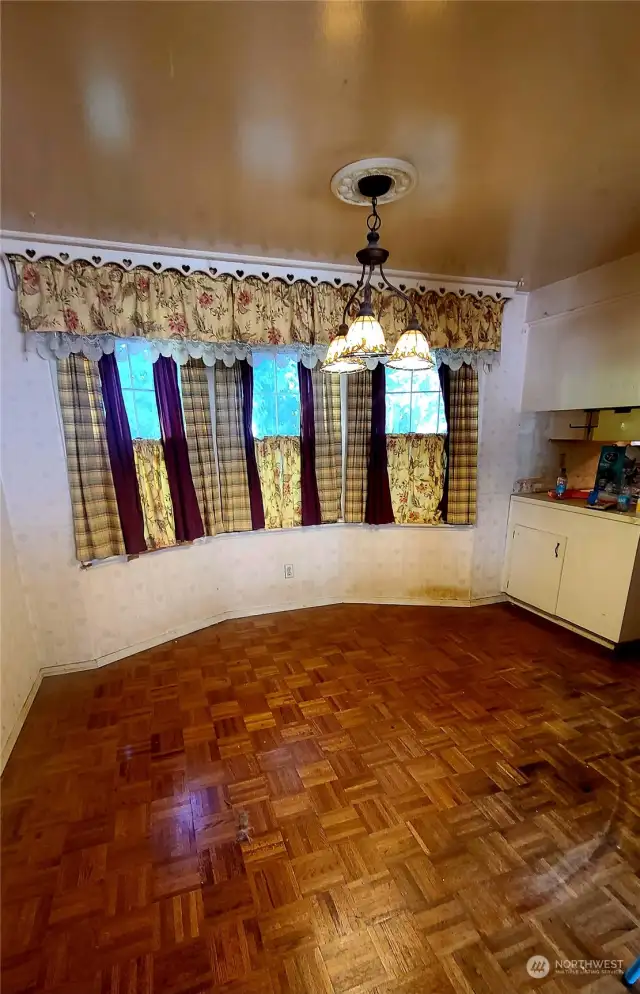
2,1,639,289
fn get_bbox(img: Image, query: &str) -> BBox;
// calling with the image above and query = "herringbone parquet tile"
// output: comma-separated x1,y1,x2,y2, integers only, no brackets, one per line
2,603,639,993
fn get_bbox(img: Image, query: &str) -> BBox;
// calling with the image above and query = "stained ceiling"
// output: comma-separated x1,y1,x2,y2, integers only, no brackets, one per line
2,1,639,288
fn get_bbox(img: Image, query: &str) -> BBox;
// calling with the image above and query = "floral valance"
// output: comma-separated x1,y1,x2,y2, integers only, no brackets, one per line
12,257,505,354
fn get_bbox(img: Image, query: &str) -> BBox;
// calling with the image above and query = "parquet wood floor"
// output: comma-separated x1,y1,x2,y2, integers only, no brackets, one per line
2,603,640,993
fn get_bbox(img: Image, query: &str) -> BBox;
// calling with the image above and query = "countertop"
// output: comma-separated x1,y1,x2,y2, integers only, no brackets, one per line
511,492,640,526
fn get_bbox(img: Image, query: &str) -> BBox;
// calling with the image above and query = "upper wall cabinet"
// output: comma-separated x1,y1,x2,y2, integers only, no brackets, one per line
522,254,640,413
547,408,640,442
592,408,640,442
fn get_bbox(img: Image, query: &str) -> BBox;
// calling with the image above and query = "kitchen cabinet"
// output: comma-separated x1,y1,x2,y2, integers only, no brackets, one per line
503,495,640,645
592,408,640,442
505,526,566,615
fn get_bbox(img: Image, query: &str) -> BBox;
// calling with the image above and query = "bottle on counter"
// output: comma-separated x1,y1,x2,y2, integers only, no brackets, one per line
555,461,568,498
617,487,631,512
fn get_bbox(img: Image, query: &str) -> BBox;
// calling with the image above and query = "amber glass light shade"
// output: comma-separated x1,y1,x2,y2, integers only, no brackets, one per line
341,313,388,360
322,329,366,373
386,324,434,370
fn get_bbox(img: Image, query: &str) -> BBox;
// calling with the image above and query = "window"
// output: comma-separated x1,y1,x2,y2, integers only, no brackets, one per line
385,366,447,435
115,342,161,439
252,354,300,438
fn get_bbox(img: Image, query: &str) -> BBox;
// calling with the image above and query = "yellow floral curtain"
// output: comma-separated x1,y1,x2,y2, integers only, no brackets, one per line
254,436,302,530
12,257,504,352
386,434,446,524
132,439,176,549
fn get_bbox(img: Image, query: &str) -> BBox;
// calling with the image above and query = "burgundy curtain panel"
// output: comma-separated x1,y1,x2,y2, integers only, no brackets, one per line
298,364,322,526
239,360,266,530
153,356,204,542
437,363,451,521
98,353,147,554
365,364,395,525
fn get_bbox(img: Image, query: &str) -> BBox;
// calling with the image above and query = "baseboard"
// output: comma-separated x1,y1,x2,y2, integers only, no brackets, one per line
0,669,43,773
470,594,507,607
342,594,506,608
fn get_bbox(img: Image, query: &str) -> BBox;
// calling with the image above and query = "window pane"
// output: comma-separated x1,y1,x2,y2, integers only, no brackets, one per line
437,394,448,434
276,355,299,390
276,357,300,435
386,393,412,434
411,367,441,393
134,390,161,439
129,350,154,390
252,357,277,438
254,356,276,392
252,355,301,437
121,389,138,436
411,392,440,434
116,350,132,388
385,367,412,393
253,393,276,439
277,392,300,435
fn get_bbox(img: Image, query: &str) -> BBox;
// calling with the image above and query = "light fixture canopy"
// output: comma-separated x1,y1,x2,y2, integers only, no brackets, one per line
322,172,432,373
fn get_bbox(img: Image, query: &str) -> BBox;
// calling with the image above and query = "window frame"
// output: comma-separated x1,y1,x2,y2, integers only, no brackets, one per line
384,366,447,435
115,343,162,441
251,352,301,439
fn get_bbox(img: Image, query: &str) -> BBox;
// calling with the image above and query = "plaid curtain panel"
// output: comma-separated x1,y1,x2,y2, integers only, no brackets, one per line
447,364,479,524
344,370,372,523
311,368,342,524
213,362,252,533
181,359,221,536
57,355,125,562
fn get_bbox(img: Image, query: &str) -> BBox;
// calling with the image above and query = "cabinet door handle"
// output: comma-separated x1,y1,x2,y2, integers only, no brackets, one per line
554,542,560,558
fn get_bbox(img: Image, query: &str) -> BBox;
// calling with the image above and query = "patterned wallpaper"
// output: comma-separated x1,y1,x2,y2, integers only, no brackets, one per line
0,284,528,757
472,294,529,599
1,483,41,764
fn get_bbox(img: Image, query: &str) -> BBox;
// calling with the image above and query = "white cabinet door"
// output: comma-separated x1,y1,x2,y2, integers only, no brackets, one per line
555,518,636,642
506,525,567,615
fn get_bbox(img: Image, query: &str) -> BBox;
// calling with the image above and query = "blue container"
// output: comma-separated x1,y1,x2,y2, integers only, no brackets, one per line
617,491,631,512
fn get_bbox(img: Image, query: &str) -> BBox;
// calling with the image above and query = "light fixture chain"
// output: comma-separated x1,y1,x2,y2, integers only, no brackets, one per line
366,196,382,233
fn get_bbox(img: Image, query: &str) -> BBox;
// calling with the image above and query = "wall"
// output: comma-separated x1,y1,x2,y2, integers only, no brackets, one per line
0,482,41,763
522,252,640,412
0,280,528,759
472,293,529,598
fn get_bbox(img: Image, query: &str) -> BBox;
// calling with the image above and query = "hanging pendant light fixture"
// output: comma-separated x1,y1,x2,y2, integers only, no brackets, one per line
323,171,433,373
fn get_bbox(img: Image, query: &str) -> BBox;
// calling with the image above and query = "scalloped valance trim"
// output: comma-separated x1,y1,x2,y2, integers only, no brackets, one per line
23,332,499,371
3,233,518,300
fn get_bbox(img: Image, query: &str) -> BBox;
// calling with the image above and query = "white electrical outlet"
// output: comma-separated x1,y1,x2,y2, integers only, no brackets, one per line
284,564,294,579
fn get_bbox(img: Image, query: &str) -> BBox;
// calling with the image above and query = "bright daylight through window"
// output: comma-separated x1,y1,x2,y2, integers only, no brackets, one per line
252,354,300,438
115,342,161,439
385,366,447,434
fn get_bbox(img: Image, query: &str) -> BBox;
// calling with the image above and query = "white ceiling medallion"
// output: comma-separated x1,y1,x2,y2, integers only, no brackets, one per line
331,157,417,207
